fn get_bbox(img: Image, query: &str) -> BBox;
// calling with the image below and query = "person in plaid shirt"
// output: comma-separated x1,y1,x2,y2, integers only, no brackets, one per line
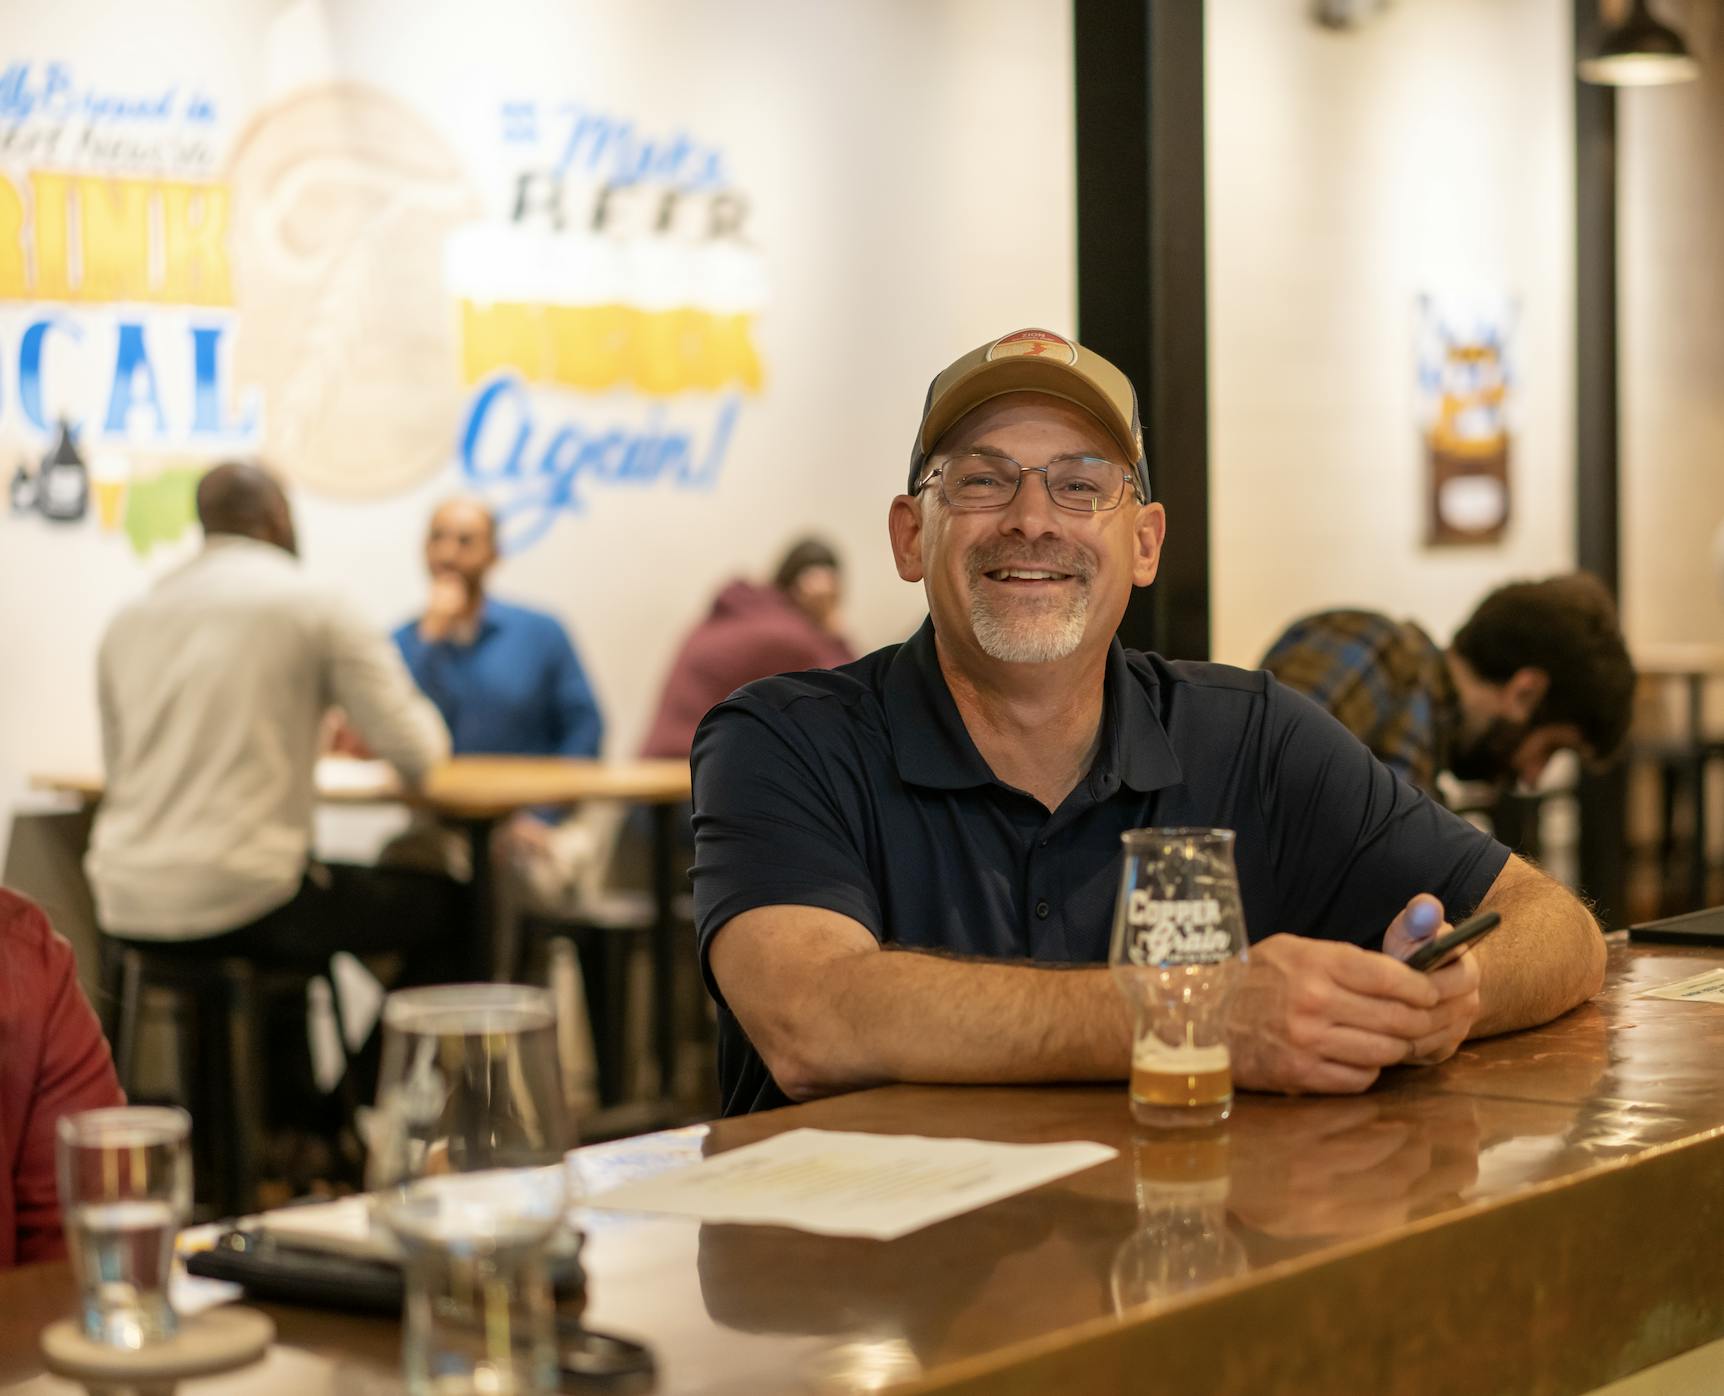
1262,575,1635,800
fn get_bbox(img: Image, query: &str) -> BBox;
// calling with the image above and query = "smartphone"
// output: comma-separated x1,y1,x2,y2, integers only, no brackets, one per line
1404,910,1501,973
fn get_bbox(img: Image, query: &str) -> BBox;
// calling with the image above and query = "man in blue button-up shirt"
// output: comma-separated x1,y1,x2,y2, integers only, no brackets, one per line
394,497,603,762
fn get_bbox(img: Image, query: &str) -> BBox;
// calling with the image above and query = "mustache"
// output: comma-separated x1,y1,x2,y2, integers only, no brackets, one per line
965,540,1097,583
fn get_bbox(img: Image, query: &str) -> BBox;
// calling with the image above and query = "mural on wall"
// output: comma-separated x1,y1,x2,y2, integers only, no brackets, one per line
1416,293,1515,546
0,59,767,557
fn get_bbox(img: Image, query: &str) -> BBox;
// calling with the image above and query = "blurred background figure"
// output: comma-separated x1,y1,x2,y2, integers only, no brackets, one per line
640,537,856,762
395,496,603,763
85,463,456,1189
386,497,605,909
1,888,124,1269
1261,573,1635,799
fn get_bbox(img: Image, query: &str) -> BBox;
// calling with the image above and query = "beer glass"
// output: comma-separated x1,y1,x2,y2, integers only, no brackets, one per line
1108,828,1249,1128
56,1106,193,1348
368,984,572,1396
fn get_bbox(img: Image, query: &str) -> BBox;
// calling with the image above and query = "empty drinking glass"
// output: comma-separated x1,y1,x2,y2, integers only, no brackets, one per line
56,1106,193,1348
367,984,572,1396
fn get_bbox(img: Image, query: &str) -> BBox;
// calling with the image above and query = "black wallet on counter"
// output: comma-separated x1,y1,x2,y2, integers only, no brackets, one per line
186,1227,587,1314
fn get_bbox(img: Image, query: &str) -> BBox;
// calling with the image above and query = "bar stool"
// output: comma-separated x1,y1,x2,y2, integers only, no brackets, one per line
517,889,701,1115
104,939,352,1219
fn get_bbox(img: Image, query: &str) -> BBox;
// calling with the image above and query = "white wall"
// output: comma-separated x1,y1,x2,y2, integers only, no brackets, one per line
0,0,1076,861
1207,0,1576,667
1620,1,1724,651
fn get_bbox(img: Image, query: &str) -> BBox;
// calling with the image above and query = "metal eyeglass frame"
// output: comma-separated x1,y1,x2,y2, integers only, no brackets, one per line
913,451,1146,514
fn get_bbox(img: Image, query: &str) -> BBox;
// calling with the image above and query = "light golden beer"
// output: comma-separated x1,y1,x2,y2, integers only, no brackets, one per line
1130,1063,1232,1112
1129,1039,1232,1127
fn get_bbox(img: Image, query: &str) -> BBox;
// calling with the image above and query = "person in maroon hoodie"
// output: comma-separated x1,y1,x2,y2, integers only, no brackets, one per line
640,539,857,761
0,889,124,1267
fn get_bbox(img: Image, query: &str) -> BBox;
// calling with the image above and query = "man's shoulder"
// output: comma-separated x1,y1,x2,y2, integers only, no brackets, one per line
0,888,51,950
1129,651,1272,698
106,542,326,641
696,643,897,762
486,597,573,643
724,643,894,719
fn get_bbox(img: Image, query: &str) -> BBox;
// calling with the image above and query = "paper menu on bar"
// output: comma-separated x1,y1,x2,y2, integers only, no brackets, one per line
584,1128,1117,1240
1638,967,1724,1004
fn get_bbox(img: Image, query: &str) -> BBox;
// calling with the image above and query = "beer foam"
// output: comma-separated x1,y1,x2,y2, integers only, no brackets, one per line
1132,1039,1230,1074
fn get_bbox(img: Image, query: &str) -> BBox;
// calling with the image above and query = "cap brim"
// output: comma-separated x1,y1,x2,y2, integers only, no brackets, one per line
918,358,1138,464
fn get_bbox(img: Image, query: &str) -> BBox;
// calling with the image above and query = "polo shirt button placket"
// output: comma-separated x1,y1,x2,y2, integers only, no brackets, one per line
1035,899,1051,920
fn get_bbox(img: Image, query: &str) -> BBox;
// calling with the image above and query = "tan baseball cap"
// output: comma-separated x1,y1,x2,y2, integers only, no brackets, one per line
906,328,1149,501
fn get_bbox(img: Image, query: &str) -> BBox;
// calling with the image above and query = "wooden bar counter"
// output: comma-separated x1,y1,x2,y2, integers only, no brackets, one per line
5,936,1724,1394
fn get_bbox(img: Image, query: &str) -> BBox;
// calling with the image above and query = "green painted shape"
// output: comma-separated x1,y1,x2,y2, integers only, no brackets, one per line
122,468,200,557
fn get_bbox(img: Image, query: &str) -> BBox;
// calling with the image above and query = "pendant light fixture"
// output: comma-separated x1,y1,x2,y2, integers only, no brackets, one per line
1578,0,1701,86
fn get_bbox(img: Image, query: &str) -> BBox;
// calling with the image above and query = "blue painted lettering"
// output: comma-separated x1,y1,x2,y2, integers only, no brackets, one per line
104,322,168,436
18,314,81,432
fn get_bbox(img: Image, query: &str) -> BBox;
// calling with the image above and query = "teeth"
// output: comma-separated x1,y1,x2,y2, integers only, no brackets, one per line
993,569,1066,581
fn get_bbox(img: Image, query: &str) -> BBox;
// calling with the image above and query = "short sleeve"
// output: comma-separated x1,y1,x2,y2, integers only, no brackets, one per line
690,695,884,1007
1256,678,1509,948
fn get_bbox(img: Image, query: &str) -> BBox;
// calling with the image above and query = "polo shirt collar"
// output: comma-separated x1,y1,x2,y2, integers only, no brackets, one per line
883,617,1183,795
1104,637,1183,795
884,619,995,789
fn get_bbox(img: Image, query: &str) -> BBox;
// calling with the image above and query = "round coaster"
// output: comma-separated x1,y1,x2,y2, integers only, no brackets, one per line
41,1306,275,1381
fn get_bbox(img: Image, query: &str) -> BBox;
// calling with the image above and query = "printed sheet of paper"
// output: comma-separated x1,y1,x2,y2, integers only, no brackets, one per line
586,1128,1117,1240
1638,967,1724,1005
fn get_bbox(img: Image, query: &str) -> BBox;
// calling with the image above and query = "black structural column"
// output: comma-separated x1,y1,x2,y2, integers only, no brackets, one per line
1574,0,1627,928
1074,0,1210,660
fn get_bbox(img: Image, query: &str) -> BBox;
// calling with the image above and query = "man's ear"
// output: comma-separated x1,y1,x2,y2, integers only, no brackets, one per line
1502,666,1550,722
1132,502,1167,587
888,494,926,582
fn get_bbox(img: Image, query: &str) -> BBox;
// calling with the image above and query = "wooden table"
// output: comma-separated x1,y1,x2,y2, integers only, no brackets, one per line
7,935,1724,1395
33,757,694,1099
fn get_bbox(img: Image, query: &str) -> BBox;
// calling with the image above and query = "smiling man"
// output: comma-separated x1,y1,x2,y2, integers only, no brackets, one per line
691,330,1606,1116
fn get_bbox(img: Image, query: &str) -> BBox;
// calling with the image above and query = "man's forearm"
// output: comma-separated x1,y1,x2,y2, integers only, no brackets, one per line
779,950,1132,1099
1469,855,1607,1037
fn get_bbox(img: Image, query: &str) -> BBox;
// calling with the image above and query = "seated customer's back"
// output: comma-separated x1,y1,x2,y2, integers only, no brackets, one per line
88,465,447,939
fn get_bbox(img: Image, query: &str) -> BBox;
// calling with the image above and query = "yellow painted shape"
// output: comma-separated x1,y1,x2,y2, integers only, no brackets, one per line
28,171,73,300
77,176,153,302
0,175,25,297
158,183,232,306
460,301,764,395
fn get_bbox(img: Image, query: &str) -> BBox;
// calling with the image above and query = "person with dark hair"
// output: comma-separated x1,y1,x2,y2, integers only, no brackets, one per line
694,328,1604,1117
1261,574,1635,799
639,537,856,761
1,889,124,1268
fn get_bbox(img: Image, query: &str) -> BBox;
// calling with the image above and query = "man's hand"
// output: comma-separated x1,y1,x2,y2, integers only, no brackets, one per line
1381,893,1482,1066
321,707,374,759
1227,932,1444,1095
419,573,470,642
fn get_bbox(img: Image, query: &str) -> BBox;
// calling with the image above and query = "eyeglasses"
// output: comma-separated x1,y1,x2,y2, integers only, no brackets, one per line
914,451,1142,514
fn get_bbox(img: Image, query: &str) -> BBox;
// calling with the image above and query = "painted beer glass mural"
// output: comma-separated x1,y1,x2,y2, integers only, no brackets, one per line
1109,828,1249,1129
1418,294,1516,546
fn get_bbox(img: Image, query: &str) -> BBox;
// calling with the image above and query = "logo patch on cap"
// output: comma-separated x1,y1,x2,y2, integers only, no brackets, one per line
986,328,1078,365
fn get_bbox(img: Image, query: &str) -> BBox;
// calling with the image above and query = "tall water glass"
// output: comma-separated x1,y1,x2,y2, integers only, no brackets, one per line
368,984,571,1396
56,1106,192,1348
1108,828,1249,1128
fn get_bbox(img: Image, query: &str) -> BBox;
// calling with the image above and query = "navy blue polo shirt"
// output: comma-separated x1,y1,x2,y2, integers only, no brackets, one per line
691,616,1510,1116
